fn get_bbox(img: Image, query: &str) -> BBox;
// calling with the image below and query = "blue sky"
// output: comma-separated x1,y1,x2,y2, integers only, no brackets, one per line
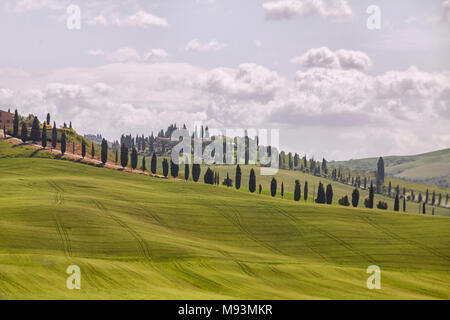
0,0,449,160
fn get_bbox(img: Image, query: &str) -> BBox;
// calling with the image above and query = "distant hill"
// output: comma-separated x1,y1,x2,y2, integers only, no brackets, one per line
330,149,450,188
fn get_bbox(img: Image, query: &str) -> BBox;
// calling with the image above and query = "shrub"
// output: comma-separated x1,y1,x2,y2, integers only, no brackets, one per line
338,195,350,206
377,201,388,210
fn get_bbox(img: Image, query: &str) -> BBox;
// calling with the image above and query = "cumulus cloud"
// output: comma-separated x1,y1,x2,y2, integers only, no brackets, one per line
197,63,283,102
291,47,372,71
120,10,168,28
144,49,169,62
0,62,448,160
4,0,62,13
185,39,228,52
88,47,141,63
263,0,353,22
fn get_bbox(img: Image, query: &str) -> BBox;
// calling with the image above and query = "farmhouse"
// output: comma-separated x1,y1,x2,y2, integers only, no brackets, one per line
0,109,14,129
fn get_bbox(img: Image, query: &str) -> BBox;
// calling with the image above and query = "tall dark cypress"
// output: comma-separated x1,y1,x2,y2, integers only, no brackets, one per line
422,202,426,214
91,143,95,159
403,197,406,212
185,163,189,181
13,109,19,137
249,169,256,193
142,156,146,172
51,122,57,149
162,159,169,177
368,183,374,208
294,180,301,201
235,165,242,190
170,160,179,178
81,140,86,159
46,113,50,125
316,182,326,204
131,148,138,171
115,150,118,163
325,184,333,204
352,188,359,207
101,138,108,164
30,116,40,142
204,168,214,184
61,132,66,155
20,122,28,142
192,164,201,182
120,143,128,168
394,194,399,211
259,184,262,194
376,157,385,193
270,178,277,197
41,122,47,148
151,152,157,174
304,181,308,201
281,182,284,199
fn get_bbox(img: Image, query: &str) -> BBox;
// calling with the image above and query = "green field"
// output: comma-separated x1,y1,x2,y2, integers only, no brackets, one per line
0,142,449,299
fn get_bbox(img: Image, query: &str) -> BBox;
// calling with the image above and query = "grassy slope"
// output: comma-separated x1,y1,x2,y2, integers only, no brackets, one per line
0,145,449,299
330,149,450,188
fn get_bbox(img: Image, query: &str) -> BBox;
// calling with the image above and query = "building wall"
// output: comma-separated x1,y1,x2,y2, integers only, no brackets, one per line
0,110,14,129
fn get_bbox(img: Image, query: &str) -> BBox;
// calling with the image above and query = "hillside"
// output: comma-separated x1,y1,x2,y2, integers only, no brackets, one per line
0,145,449,299
330,149,450,188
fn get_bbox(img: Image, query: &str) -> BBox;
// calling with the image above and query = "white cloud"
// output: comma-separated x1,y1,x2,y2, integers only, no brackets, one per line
88,48,141,63
120,10,168,28
144,49,169,62
263,0,353,22
291,47,372,71
185,39,228,52
5,0,62,13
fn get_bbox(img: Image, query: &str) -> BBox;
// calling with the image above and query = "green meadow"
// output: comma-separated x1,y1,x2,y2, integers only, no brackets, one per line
0,141,449,299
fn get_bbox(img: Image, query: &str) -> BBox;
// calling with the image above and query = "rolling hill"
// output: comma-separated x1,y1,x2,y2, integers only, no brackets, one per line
0,142,449,299
330,149,450,188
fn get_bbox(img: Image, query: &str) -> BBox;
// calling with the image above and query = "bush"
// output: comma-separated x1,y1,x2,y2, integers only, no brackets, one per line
338,195,350,206
377,201,388,210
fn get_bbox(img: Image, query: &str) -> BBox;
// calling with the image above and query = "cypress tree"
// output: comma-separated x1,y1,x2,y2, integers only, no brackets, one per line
192,164,201,182
425,189,429,204
51,122,57,149
249,169,256,193
294,180,301,201
304,181,308,201
431,191,436,205
281,182,284,199
204,168,214,184
81,140,86,159
142,156,146,172
61,132,66,155
91,143,95,159
30,116,40,142
46,113,50,125
438,193,442,206
403,197,406,212
394,194,399,211
120,143,128,168
101,138,108,164
162,159,169,177
151,152,157,174
131,148,138,171
185,163,189,181
368,183,374,208
326,184,333,204
270,178,277,197
259,184,262,194
115,150,118,164
170,160,179,178
352,188,359,207
41,122,47,148
422,202,426,214
20,122,28,142
235,165,242,190
316,182,326,204
13,109,19,137
376,157,385,193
